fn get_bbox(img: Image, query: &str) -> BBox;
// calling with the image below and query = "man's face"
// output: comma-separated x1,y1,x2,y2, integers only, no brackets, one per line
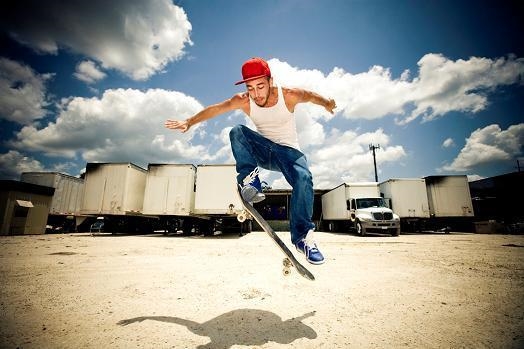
246,77,272,107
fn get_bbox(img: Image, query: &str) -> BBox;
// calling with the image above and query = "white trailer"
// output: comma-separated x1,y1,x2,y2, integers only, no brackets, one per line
321,182,400,236
20,172,84,233
379,178,430,232
379,176,475,233
20,172,84,215
422,175,475,232
424,175,474,217
142,164,196,216
194,164,242,215
379,178,430,218
321,183,353,221
80,163,150,233
193,164,250,235
81,162,147,215
142,164,198,235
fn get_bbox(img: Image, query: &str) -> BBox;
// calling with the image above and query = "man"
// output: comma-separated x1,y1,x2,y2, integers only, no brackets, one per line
165,57,336,265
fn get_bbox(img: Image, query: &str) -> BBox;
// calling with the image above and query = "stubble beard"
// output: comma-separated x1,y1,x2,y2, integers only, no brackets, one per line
254,90,271,107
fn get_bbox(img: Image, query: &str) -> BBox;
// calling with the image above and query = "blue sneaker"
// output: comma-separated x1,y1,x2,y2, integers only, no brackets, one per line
295,230,325,265
241,167,265,203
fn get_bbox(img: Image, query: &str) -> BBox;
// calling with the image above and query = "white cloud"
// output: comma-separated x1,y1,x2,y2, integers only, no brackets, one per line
0,150,45,179
3,52,521,187
1,0,192,80
308,128,406,189
269,128,406,190
442,138,455,148
212,127,235,163
259,54,523,188
0,57,52,124
467,174,485,182
0,150,80,179
8,88,223,167
294,108,326,149
268,54,524,125
402,54,524,124
440,123,524,172
74,60,106,84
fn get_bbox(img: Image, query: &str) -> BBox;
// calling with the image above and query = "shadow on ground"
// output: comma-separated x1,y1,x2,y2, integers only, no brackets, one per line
118,308,317,348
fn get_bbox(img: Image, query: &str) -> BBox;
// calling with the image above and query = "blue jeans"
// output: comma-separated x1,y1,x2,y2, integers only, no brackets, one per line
229,125,315,245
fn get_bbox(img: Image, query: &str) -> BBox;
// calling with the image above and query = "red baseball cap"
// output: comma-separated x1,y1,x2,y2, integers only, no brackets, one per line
234,57,271,85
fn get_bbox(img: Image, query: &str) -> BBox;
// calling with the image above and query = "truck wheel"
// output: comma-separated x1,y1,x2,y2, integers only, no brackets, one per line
391,228,400,237
182,219,192,236
356,221,365,236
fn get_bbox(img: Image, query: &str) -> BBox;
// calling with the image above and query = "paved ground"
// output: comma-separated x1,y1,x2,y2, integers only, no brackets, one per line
1,231,523,348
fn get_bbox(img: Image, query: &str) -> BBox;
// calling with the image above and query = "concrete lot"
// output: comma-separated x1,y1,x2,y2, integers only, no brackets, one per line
1,231,523,348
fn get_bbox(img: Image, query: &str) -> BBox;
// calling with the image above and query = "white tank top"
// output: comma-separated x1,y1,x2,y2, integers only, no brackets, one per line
248,86,300,150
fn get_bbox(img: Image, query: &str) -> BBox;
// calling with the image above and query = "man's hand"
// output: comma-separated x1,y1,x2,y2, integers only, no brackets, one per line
165,119,190,133
325,98,337,114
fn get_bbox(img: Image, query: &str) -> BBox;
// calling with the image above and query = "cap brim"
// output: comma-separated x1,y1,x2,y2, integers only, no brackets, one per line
234,74,269,85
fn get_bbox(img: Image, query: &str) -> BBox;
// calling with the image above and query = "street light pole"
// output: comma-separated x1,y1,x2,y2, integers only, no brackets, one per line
369,144,380,182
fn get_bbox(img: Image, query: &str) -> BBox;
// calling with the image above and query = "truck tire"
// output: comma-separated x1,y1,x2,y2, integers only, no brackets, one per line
391,228,400,237
356,221,365,236
182,219,193,235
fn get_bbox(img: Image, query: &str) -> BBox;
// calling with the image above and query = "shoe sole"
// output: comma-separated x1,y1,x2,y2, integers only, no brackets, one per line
307,258,325,265
252,194,266,203
241,189,256,202
242,186,265,203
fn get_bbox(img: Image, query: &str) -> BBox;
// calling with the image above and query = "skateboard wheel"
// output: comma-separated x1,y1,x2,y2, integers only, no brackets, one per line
237,212,246,223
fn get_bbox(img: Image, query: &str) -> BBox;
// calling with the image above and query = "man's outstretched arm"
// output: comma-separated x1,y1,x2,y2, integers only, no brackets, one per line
301,89,337,114
285,88,336,115
165,93,248,133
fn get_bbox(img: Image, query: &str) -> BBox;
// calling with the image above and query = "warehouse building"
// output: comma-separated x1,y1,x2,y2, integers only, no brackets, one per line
0,180,55,235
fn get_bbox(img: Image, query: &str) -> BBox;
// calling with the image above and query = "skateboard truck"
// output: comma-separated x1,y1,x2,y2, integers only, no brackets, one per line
283,257,292,276
236,210,251,223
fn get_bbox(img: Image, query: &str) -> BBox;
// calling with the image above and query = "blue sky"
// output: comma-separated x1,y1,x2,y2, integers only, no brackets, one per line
0,0,523,189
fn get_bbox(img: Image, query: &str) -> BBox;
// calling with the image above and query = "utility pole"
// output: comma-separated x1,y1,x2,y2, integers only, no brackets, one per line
369,144,380,182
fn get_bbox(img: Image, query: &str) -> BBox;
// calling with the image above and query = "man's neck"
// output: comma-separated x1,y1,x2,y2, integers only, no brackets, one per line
262,86,278,108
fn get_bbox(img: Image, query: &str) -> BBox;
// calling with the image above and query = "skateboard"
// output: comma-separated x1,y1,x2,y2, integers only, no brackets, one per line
236,185,315,281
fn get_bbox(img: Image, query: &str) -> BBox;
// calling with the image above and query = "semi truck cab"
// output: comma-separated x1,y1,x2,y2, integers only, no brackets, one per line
349,197,400,236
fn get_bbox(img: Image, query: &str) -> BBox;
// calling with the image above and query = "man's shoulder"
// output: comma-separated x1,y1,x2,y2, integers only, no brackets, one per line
282,86,304,94
229,92,250,113
281,86,304,102
230,92,249,104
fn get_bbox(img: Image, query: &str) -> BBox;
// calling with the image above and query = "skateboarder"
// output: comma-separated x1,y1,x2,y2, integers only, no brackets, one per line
165,57,336,265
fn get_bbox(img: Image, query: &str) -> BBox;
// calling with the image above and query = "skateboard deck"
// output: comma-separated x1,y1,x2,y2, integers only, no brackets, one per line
236,185,315,281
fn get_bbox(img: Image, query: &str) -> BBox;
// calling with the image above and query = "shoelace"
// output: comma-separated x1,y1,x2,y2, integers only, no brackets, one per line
304,240,319,253
304,231,319,252
242,167,260,185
